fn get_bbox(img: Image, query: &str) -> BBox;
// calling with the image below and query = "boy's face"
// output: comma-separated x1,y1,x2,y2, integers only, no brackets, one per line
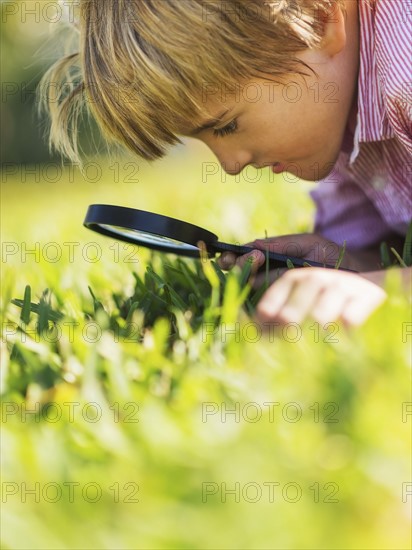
181,2,359,181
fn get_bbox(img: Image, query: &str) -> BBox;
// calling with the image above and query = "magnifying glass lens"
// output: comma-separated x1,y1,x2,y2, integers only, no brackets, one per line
99,224,200,252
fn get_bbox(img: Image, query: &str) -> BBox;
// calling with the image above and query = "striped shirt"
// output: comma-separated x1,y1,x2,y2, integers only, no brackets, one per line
310,0,412,250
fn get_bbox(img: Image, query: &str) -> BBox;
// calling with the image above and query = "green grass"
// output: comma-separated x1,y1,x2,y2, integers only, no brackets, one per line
1,150,411,549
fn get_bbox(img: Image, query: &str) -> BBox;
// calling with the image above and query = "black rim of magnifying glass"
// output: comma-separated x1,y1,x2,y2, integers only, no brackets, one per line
83,204,356,271
83,204,220,258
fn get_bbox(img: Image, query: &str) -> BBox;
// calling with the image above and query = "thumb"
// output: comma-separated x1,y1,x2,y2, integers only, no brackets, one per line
217,252,238,270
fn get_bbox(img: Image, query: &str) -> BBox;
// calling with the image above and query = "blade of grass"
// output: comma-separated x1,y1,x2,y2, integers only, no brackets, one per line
20,285,31,325
264,229,270,290
37,290,51,334
390,247,408,268
402,220,412,266
132,272,147,294
88,286,106,315
198,242,221,321
11,299,63,323
239,258,253,287
380,241,392,268
335,240,347,269
177,258,208,297
163,285,187,311
125,301,141,324
246,283,268,309
211,261,227,287
188,293,199,310
138,290,170,316
146,266,166,289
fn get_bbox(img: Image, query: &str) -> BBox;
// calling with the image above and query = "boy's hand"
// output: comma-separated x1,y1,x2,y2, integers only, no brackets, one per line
218,233,375,288
254,268,387,328
216,233,399,327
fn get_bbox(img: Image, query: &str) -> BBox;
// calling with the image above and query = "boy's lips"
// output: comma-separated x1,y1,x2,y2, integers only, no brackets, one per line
271,162,285,174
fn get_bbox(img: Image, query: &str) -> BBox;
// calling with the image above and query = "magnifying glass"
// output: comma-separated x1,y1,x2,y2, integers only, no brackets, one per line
84,204,352,271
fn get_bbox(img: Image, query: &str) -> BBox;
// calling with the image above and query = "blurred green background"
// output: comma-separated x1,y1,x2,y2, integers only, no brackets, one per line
1,2,411,550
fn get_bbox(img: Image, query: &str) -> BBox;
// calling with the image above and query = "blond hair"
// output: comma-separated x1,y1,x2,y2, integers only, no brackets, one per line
39,0,345,163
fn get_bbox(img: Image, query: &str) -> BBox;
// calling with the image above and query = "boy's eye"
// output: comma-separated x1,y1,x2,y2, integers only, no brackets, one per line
213,119,238,138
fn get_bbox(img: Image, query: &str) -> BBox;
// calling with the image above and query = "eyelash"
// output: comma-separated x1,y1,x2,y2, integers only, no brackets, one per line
213,119,238,138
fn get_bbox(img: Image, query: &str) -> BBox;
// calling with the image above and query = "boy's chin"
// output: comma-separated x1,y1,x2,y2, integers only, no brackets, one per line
283,163,337,182
279,148,341,182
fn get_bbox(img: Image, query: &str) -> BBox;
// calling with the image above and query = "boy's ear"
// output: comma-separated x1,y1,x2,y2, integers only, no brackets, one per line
317,2,347,57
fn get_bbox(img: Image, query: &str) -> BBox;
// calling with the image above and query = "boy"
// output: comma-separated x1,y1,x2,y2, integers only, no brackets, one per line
42,0,411,327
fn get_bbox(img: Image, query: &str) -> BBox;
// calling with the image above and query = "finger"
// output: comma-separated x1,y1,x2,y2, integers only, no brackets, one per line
267,274,323,324
340,291,386,327
255,274,298,324
310,287,349,325
255,269,328,325
235,250,266,273
217,252,238,270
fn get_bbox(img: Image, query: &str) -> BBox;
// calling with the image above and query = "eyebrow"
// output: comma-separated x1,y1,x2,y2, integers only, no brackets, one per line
191,108,232,135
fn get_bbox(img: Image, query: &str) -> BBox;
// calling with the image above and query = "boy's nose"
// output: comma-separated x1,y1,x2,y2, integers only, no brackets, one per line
216,150,253,175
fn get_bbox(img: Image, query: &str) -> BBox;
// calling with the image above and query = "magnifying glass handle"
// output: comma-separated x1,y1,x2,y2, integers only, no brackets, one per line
214,242,356,272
